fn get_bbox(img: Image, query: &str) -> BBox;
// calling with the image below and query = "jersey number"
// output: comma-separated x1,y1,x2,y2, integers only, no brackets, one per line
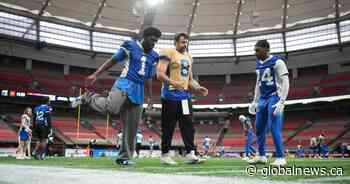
138,56,147,76
259,68,274,86
36,111,44,121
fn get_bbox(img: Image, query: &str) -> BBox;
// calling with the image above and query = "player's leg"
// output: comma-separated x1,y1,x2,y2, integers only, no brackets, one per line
160,99,178,165
33,140,40,158
204,146,209,156
248,99,268,164
17,131,26,159
27,137,31,158
117,108,129,160
71,88,127,115
268,95,286,166
15,133,21,155
34,127,45,160
16,141,25,159
116,100,142,165
178,106,196,155
38,125,50,159
179,100,204,164
244,136,250,159
149,145,153,158
246,131,254,157
40,139,49,159
255,99,268,157
22,140,28,159
250,145,256,156
18,130,29,159
135,143,141,158
125,103,143,160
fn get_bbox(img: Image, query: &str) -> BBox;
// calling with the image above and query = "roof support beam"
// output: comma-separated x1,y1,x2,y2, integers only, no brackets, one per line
22,0,51,38
138,5,157,38
233,0,242,36
187,0,200,35
335,0,342,51
282,0,288,55
91,0,107,28
233,0,242,57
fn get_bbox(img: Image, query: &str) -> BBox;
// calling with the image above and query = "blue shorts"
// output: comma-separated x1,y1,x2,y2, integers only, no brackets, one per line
19,129,30,141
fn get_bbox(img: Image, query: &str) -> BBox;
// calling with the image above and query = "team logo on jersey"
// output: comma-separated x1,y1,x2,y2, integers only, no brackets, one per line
180,59,189,77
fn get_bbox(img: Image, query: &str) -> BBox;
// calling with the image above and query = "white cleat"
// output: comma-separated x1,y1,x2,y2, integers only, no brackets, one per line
185,151,205,164
24,156,31,160
270,158,287,167
242,157,250,161
16,156,25,160
247,156,268,165
160,154,177,165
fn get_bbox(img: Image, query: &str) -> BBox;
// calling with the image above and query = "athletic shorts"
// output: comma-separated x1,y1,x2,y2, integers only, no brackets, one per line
19,129,30,141
34,125,49,140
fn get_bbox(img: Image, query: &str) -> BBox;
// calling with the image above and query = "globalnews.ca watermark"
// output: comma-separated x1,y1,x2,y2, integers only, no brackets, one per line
246,165,344,178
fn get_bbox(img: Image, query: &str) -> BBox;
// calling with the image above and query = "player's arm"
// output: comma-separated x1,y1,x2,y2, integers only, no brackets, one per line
253,73,261,104
85,58,116,86
46,113,52,129
47,113,53,136
188,56,208,96
21,115,31,132
273,60,290,115
115,136,119,145
32,111,36,129
156,50,184,89
145,78,153,108
242,121,248,132
86,43,129,86
187,58,198,90
188,69,208,96
275,60,290,100
249,73,261,115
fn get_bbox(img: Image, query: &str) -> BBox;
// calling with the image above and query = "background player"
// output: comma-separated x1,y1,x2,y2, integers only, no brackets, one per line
202,136,211,157
239,115,256,161
248,40,290,166
17,107,32,159
33,98,52,160
116,130,123,150
148,135,155,158
135,129,143,158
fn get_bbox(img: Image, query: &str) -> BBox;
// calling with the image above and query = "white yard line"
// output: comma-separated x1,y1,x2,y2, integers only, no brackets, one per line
0,164,324,184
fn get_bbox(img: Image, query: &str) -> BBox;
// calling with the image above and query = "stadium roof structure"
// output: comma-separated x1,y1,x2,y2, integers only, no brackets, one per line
0,0,350,58
1,0,349,36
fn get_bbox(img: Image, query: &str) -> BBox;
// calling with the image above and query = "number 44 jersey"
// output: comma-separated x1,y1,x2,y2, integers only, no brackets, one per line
256,55,288,99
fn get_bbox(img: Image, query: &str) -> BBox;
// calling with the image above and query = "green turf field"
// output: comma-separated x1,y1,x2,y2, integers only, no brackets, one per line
1,157,350,183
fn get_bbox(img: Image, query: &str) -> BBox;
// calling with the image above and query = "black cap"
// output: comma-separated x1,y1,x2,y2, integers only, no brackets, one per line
255,39,270,50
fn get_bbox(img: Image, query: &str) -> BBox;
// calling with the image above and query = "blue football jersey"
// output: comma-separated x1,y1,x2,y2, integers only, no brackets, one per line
112,40,159,83
256,55,281,98
111,40,159,105
34,104,52,126
203,138,211,147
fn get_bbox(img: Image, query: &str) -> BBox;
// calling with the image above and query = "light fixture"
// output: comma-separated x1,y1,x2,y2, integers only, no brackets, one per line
146,0,165,7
